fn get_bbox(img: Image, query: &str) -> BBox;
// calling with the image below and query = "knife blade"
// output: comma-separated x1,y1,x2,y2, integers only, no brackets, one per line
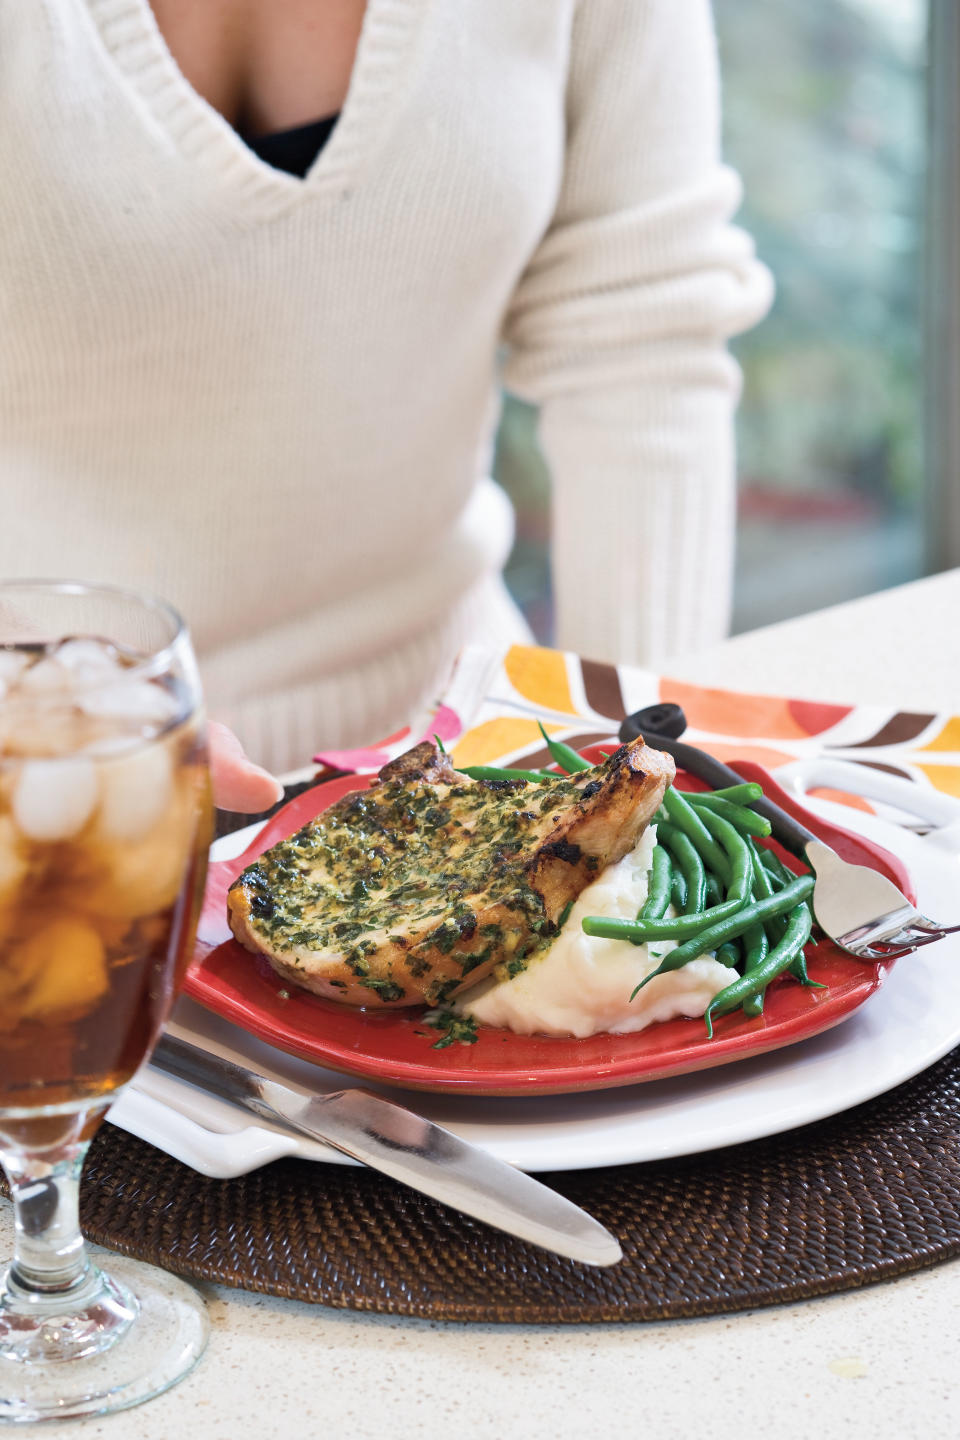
148,1033,622,1268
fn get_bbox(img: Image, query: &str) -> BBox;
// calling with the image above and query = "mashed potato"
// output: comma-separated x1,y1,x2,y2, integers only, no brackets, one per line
455,826,735,1039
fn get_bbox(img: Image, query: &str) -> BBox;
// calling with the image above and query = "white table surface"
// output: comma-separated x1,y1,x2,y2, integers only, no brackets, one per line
4,568,960,1439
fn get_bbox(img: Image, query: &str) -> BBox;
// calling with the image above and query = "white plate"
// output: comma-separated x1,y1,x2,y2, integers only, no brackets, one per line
108,777,960,1177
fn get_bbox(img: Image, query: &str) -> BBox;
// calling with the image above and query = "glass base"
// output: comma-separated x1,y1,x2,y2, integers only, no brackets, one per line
0,1256,208,1423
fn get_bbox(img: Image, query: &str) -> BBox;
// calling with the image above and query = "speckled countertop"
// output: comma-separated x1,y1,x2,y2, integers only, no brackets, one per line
3,568,960,1439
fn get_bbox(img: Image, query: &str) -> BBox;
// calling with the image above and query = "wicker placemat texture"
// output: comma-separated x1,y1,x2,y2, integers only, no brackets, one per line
68,1042,960,1322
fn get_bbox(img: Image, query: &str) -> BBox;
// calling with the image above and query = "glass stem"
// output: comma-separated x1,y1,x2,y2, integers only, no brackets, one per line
2,1139,95,1303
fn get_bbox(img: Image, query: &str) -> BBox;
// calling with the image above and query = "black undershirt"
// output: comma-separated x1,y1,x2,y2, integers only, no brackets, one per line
241,114,340,178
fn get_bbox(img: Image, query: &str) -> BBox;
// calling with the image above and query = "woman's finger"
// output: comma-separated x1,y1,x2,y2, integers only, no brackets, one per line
208,720,284,812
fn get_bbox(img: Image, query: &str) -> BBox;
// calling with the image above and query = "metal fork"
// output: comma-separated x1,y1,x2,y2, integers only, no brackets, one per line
620,703,960,961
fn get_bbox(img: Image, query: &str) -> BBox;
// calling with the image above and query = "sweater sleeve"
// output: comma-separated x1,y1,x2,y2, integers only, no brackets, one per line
500,0,774,667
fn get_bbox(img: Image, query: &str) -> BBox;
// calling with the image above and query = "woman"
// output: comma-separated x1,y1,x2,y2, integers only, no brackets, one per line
1,0,772,789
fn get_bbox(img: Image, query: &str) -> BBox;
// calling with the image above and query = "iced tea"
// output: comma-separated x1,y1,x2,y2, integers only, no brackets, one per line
0,638,211,1139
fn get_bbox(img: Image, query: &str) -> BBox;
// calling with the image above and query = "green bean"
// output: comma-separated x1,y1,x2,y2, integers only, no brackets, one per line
695,809,753,905
657,822,707,916
759,847,781,876
592,807,753,945
790,946,824,989
584,893,745,944
755,844,791,897
456,765,551,783
754,846,823,984
743,924,768,968
760,847,808,885
688,793,772,838
716,941,741,969
537,721,592,773
613,800,754,944
704,871,723,907
750,847,786,937
704,902,814,1037
701,783,764,805
640,845,672,921
662,787,729,879
591,831,742,941
751,847,777,900
669,867,688,912
626,874,815,996
740,921,769,1017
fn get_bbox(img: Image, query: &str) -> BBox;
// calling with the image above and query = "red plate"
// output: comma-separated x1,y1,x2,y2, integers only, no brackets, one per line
185,750,915,1095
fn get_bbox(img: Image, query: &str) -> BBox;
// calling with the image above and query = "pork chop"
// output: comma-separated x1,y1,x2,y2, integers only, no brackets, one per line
227,738,675,1008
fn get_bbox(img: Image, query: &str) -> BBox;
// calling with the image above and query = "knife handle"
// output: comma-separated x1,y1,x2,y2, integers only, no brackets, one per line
620,706,816,856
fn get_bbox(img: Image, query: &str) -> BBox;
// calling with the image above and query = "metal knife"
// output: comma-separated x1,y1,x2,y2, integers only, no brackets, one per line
149,1033,623,1267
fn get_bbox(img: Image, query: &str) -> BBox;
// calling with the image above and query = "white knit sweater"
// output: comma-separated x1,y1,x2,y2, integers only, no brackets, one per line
1,0,772,771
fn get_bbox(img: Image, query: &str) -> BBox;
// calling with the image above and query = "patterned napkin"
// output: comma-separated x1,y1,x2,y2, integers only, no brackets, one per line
314,643,960,817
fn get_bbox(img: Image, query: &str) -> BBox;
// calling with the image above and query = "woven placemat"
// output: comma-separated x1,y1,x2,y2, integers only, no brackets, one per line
71,1043,960,1322
7,783,959,1323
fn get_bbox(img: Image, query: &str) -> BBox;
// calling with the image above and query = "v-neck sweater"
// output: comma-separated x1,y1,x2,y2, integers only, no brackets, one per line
1,1,772,771
241,116,341,180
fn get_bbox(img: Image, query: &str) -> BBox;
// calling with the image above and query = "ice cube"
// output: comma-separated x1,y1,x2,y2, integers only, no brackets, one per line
16,918,108,1019
83,784,195,919
55,639,119,671
97,740,173,842
86,833,186,919
55,638,123,688
80,679,177,728
1,709,94,759
13,757,98,841
83,734,144,759
19,657,72,694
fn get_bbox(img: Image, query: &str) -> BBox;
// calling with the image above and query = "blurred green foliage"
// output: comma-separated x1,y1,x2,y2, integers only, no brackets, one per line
718,0,925,508
496,0,927,639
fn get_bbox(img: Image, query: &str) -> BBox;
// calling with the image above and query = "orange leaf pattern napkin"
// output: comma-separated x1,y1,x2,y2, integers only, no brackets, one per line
315,644,960,818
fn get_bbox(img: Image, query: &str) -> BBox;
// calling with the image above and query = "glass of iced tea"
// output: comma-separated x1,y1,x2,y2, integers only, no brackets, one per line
0,581,212,1422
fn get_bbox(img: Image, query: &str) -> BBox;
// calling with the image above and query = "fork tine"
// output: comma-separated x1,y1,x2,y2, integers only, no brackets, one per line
865,926,957,955
849,941,918,961
839,925,951,961
911,917,960,938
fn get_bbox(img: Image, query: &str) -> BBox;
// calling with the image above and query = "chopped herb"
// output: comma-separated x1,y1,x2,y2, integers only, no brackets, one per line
425,1010,479,1049
428,978,459,1005
428,921,461,955
360,978,405,1002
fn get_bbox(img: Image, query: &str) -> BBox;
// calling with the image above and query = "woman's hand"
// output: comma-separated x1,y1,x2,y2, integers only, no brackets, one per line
208,720,284,812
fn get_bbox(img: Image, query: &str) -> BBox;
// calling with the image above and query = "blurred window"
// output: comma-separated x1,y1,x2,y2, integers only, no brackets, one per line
495,0,931,643
719,0,927,630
